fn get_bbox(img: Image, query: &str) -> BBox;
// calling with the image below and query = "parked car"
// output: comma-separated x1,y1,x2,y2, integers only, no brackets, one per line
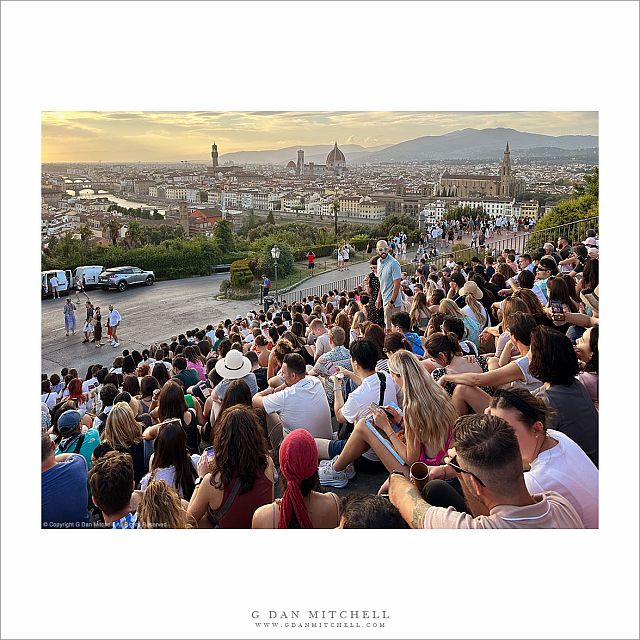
42,269,73,298
73,265,104,289
98,266,155,292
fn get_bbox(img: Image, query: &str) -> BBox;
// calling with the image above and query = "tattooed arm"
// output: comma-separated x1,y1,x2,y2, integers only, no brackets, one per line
389,473,429,529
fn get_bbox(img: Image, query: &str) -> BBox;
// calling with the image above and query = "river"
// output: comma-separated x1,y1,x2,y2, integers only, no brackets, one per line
64,190,167,214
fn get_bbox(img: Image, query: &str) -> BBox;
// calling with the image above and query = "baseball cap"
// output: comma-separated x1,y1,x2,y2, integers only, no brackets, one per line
57,409,82,435
235,314,243,321
584,237,598,247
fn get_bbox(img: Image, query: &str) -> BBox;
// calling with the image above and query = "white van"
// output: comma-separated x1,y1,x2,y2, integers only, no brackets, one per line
42,269,73,298
73,265,104,288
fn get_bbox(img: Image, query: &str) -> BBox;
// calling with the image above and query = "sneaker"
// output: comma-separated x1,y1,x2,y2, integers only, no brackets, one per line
318,461,350,488
319,458,355,479
112,341,120,347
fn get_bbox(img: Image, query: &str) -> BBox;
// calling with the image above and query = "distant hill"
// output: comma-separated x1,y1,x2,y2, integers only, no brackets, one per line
361,128,598,163
218,128,598,165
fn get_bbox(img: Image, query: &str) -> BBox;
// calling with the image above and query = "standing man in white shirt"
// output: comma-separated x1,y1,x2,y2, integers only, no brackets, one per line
49,274,60,299
375,240,402,332
108,304,122,348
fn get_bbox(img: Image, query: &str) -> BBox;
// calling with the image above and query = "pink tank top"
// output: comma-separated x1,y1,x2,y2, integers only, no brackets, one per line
419,429,453,465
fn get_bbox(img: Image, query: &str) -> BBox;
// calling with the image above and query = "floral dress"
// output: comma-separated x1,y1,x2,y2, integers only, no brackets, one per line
366,272,384,327
431,356,493,396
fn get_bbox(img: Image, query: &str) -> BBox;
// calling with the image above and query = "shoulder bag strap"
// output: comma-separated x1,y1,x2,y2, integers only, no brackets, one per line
377,372,387,406
73,433,86,454
208,478,242,528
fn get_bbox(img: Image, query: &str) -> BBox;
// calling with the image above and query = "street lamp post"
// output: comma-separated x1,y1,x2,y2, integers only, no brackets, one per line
271,245,281,305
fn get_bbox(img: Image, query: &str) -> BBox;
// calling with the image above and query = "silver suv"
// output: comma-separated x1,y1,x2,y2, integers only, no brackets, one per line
98,266,155,292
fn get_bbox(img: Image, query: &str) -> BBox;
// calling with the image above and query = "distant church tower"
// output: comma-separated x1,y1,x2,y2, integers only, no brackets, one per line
211,142,219,169
296,149,304,177
179,201,190,237
499,142,512,197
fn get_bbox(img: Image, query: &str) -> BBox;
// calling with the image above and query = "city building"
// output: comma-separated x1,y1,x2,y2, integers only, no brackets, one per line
291,142,348,178
435,143,526,198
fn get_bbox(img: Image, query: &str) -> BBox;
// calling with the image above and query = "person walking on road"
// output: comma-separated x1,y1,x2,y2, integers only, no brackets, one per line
93,306,103,347
108,304,122,348
82,301,94,343
63,298,77,337
75,274,90,304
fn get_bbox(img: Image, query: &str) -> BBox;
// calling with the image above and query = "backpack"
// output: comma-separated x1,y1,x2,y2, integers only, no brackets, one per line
337,372,387,441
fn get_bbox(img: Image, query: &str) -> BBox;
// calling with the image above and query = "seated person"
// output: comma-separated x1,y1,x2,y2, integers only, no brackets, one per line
54,409,100,470
41,432,90,528
253,353,333,450
390,310,425,356
389,413,584,529
252,430,340,529
339,494,409,529
310,326,353,403
89,451,140,528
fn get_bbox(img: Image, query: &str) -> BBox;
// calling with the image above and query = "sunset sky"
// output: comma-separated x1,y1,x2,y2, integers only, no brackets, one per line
42,111,598,163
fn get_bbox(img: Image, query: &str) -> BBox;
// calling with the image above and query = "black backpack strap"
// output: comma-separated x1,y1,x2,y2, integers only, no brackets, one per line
73,433,86,454
377,372,387,406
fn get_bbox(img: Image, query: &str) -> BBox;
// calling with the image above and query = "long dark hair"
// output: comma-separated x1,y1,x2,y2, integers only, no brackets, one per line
152,362,170,388
547,277,579,313
210,406,268,494
151,421,197,499
184,345,205,366
158,380,188,421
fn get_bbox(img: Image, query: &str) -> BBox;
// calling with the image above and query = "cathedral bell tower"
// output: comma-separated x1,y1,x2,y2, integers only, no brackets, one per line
499,142,512,197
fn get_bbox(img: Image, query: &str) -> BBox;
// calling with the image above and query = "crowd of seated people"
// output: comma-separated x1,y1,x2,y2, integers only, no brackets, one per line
41,231,599,529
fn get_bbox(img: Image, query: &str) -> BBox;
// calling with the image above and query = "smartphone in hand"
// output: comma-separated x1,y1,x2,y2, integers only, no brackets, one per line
550,299,565,322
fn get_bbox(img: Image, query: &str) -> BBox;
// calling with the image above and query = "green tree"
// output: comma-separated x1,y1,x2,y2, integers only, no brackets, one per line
266,210,275,225
213,219,235,250
78,224,93,242
125,220,145,248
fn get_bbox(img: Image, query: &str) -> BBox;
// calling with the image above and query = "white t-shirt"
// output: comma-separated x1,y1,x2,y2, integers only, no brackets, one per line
513,354,543,392
314,332,331,360
340,372,398,425
524,429,598,528
50,276,59,288
41,392,58,411
140,455,200,498
108,309,122,326
462,304,488,328
261,376,332,439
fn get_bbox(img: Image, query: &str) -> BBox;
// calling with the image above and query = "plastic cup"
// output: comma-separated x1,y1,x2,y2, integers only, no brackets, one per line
409,462,430,492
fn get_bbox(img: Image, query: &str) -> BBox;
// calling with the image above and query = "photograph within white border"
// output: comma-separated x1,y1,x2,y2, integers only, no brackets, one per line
1,2,638,639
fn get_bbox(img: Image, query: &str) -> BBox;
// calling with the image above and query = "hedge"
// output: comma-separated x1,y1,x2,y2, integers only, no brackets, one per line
230,259,255,289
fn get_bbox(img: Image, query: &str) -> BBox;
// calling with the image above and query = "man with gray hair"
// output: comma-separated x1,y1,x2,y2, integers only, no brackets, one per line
375,240,402,331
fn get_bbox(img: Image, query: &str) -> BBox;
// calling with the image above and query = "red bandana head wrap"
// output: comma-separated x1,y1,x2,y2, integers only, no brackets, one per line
278,429,317,529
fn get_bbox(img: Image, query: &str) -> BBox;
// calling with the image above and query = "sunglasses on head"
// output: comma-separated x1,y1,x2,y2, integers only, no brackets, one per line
447,454,486,487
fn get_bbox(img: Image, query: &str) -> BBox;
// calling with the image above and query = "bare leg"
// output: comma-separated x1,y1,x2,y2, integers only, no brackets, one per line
334,418,409,475
315,438,330,460
487,356,500,371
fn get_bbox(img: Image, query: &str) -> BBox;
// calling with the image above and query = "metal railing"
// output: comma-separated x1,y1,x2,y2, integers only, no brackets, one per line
423,217,599,270
279,257,415,304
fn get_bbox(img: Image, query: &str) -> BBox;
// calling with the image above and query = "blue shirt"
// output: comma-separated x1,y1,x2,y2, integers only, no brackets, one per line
404,332,425,357
42,455,90,529
377,254,402,306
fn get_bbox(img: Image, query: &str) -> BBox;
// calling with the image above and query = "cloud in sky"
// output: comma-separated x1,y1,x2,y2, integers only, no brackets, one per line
42,111,598,162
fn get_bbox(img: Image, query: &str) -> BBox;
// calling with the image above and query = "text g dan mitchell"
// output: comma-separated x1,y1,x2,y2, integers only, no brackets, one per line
251,610,390,620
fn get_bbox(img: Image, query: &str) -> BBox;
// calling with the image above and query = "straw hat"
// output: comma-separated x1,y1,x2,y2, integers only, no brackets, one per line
215,349,252,380
459,281,483,300
580,285,599,312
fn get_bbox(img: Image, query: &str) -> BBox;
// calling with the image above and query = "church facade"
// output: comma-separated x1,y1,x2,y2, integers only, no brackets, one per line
434,143,525,198
288,142,347,178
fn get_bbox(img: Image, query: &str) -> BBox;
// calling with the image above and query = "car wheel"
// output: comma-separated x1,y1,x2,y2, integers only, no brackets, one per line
144,276,154,286
117,280,127,292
